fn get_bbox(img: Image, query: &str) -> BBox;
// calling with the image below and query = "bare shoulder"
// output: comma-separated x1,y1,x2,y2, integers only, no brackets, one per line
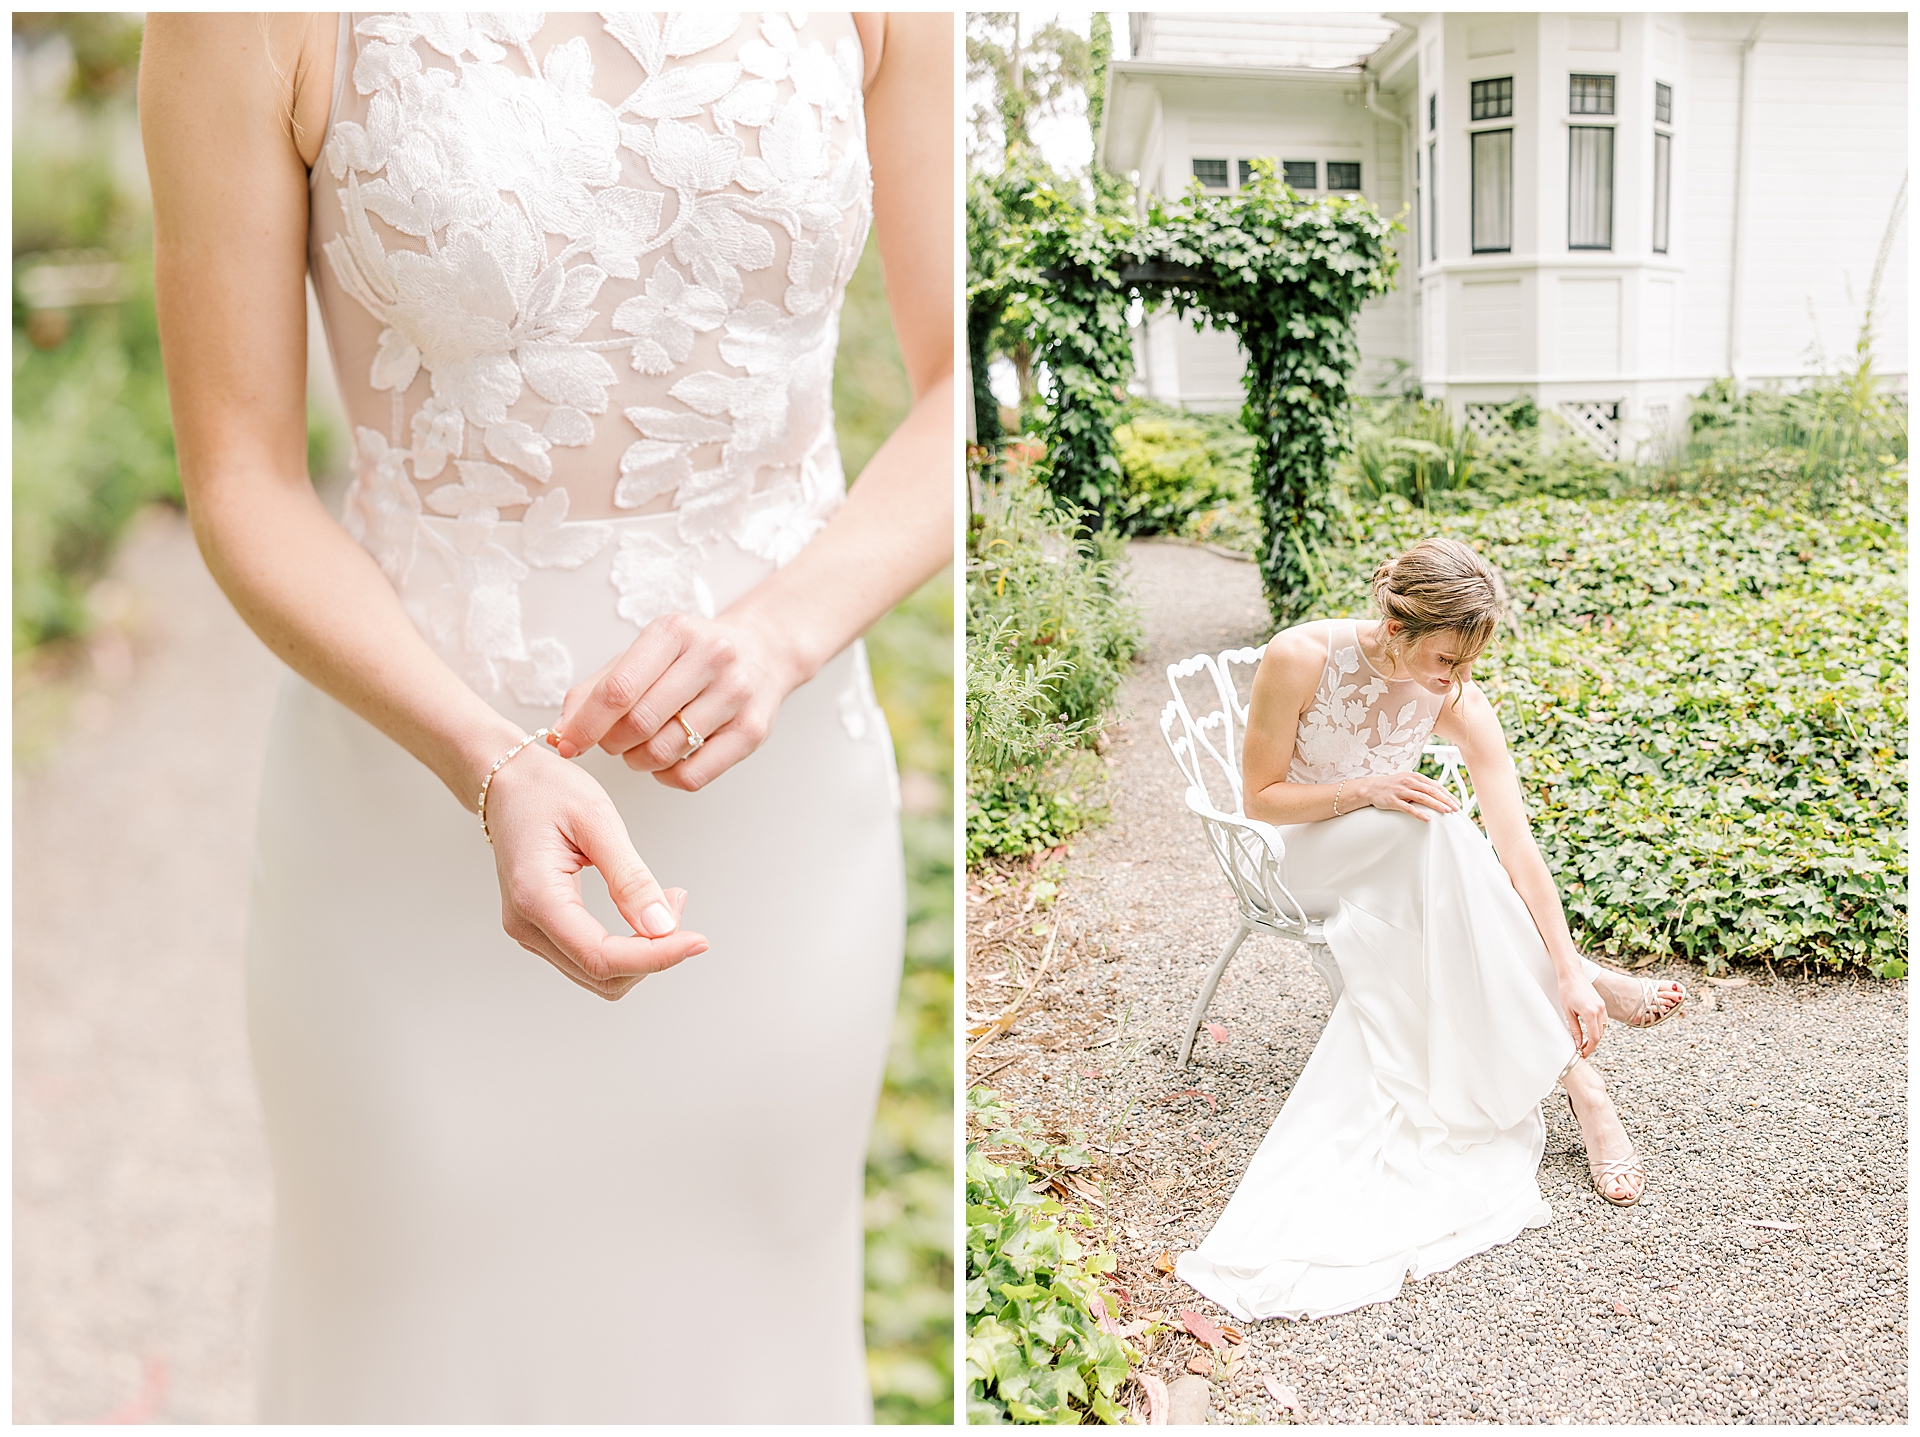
1434,678,1506,750
1255,620,1332,687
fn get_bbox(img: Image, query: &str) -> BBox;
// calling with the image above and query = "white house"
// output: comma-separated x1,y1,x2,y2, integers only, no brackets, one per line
1100,12,1909,457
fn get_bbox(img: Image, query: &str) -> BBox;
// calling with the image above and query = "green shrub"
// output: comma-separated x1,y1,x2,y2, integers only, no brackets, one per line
865,574,955,1425
1303,495,1907,976
967,476,1140,861
965,1088,1139,1425
13,263,183,653
1112,402,1254,537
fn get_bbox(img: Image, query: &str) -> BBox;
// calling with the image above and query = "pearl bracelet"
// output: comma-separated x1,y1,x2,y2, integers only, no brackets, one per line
477,728,556,843
1332,779,1347,817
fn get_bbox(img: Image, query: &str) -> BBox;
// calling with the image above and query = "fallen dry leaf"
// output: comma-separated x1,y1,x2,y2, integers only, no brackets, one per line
1613,1301,1632,1316
1186,1354,1214,1376
1263,1375,1302,1416
1181,1309,1227,1349
1206,1022,1230,1043
1167,1087,1219,1113
1138,1373,1169,1426
1221,1324,1245,1346
1201,1139,1217,1154
1155,1251,1177,1275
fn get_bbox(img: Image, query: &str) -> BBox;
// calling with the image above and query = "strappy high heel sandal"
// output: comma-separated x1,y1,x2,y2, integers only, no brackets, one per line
1597,969,1686,1030
1566,1093,1646,1207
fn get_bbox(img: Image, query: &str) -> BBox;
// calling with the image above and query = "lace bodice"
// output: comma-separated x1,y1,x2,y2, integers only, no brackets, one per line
1287,619,1442,784
307,13,871,707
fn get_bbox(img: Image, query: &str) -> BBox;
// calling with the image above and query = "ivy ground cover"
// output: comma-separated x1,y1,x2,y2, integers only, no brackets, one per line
1308,495,1906,977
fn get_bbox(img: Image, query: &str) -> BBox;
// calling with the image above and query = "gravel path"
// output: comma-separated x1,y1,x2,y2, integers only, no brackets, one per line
14,507,281,1423
970,538,1907,1425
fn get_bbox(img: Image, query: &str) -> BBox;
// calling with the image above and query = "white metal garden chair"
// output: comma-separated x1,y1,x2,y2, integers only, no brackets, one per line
1160,643,1476,1068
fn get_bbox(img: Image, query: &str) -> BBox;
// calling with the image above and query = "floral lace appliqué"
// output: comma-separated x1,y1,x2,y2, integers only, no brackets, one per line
320,13,871,708
1288,627,1442,785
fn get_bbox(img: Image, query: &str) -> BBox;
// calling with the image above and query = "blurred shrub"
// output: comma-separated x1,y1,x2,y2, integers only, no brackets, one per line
1111,400,1252,537
966,473,1140,862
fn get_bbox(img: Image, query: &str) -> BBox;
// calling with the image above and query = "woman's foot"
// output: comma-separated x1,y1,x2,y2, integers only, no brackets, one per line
1563,1061,1645,1206
1591,968,1685,1029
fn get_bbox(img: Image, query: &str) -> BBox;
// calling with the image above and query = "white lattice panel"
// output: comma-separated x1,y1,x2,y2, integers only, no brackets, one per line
1463,403,1512,443
1557,400,1622,459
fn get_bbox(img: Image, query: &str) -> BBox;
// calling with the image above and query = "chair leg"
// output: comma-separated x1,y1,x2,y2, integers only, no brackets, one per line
1179,919,1253,1068
1306,940,1343,1004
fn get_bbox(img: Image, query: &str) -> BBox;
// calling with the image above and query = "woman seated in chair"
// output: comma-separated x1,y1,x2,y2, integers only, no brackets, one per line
1178,536,1683,1323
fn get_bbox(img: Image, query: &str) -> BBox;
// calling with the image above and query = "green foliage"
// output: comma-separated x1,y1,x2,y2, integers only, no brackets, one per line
1112,403,1254,537
967,477,1140,861
1305,495,1908,976
969,158,1398,616
966,1088,1138,1425
844,224,953,1420
13,261,183,653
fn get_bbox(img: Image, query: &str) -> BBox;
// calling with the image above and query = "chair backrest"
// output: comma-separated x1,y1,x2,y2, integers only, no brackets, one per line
1163,652,1242,814
1159,699,1312,934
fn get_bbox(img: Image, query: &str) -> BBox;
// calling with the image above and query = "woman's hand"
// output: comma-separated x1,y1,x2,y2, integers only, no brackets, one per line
1558,972,1608,1058
1354,771,1461,821
483,747,710,999
551,613,802,791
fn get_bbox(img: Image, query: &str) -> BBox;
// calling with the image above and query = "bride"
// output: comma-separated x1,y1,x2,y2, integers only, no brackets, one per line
1177,538,1683,1323
140,12,950,1421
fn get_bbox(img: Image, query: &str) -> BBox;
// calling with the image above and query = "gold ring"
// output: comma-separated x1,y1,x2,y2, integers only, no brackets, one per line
670,712,704,763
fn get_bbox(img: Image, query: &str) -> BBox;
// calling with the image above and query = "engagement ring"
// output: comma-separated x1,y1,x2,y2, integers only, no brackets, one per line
670,713,704,763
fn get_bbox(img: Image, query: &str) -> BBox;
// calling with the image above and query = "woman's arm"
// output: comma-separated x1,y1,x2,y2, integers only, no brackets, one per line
139,14,703,998
1436,683,1605,1054
1241,627,1459,825
555,12,955,780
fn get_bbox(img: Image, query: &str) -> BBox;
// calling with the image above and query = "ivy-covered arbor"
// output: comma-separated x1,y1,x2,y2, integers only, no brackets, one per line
972,162,1399,624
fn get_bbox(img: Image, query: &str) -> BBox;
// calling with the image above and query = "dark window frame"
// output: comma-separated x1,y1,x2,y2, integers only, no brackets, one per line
1569,73,1616,115
1282,159,1319,190
1470,76,1514,121
1654,81,1673,124
1567,125,1615,250
1470,127,1513,253
1192,157,1230,190
1429,93,1437,131
1326,160,1362,191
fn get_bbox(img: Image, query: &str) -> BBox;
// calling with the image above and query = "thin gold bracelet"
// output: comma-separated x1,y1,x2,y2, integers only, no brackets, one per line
1332,779,1347,817
477,728,556,843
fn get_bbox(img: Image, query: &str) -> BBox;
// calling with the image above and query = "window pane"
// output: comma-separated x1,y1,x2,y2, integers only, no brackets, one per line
1569,126,1614,248
1471,128,1512,252
1570,73,1616,115
1192,157,1229,189
1283,159,1318,189
1327,161,1362,191
1237,159,1252,188
1429,94,1436,131
1654,82,1673,124
1470,77,1513,121
1428,142,1438,261
1652,130,1671,252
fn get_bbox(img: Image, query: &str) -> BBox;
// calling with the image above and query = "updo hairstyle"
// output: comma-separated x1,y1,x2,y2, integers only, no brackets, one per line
1370,537,1503,695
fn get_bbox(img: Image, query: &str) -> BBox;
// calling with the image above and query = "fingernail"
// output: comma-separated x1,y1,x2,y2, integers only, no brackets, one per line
639,902,677,936
556,738,579,759
686,941,709,957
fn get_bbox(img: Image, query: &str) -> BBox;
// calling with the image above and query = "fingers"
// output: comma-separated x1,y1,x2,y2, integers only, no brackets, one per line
641,708,771,790
554,618,693,758
569,799,685,940
613,665,751,771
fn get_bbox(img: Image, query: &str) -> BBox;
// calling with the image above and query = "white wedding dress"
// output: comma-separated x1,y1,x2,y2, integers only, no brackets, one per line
247,15,902,1422
1177,620,1603,1322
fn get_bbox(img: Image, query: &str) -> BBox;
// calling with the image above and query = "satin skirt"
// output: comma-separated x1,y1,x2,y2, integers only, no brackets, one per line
1177,807,1599,1323
244,517,905,1421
